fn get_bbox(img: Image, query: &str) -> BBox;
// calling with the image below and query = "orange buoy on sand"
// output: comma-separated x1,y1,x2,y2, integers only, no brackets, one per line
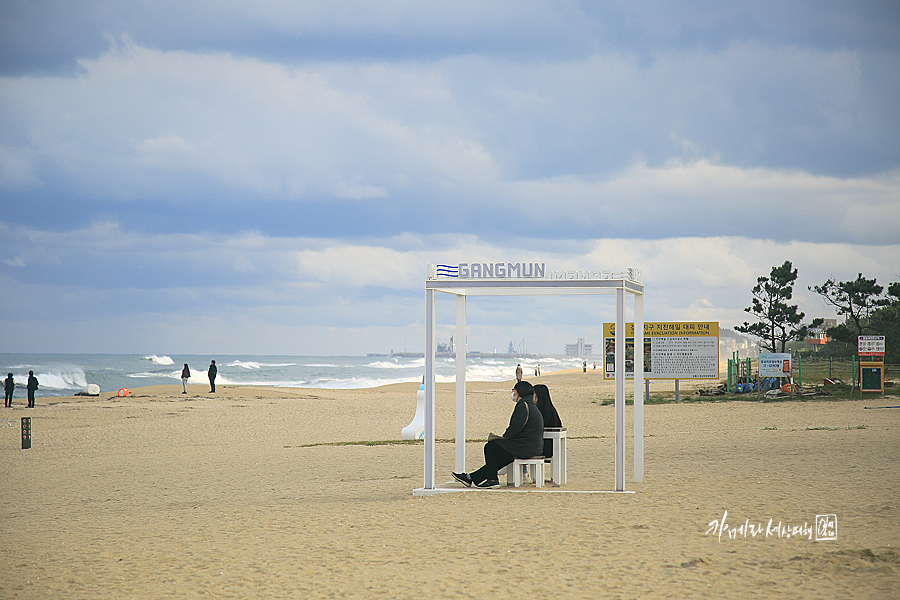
117,388,129,397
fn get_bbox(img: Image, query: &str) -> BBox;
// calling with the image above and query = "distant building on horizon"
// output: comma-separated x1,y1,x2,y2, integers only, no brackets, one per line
436,335,455,354
565,338,592,358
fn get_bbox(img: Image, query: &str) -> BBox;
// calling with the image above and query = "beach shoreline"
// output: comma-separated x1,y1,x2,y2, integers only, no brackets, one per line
1,371,897,598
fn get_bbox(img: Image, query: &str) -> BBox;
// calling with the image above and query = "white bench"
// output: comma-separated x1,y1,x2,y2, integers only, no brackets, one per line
499,428,567,487
504,457,545,488
543,427,567,486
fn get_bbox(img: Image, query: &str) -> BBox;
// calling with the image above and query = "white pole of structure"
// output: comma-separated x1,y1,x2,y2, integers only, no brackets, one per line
633,290,644,483
615,286,625,492
424,288,436,489
455,294,467,473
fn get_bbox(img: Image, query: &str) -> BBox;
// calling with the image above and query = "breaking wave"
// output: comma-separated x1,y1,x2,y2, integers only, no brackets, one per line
143,355,174,366
34,367,87,390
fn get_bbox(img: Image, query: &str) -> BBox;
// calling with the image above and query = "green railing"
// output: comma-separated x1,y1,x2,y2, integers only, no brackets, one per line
726,354,895,392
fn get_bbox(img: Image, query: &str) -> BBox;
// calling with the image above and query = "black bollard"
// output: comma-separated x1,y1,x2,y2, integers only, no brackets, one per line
21,417,31,449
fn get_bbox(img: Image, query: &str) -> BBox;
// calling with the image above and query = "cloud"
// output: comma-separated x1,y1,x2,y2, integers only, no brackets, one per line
0,144,42,191
0,40,504,204
504,161,900,244
5,2,898,76
4,256,25,267
2,38,897,246
333,182,389,200
1,219,897,354
0,3,897,355
294,244,420,287
0,1,594,75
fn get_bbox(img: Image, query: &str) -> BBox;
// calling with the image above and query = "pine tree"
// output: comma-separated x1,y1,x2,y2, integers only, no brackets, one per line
809,274,883,336
736,261,805,353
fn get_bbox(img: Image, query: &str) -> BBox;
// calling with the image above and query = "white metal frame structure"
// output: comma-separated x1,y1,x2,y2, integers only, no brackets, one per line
421,274,644,492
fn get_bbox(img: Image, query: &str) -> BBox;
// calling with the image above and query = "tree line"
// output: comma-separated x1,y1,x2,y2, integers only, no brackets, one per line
735,261,900,362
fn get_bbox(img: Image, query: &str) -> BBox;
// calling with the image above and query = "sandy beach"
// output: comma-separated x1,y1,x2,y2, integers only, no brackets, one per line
1,370,898,599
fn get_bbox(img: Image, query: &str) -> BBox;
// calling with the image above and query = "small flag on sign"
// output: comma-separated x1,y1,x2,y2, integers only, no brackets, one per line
436,264,459,277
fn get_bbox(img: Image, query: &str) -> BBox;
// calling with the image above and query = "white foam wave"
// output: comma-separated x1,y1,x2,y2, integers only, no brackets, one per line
127,372,160,379
144,355,174,366
313,376,428,389
215,378,310,387
35,368,87,390
465,365,513,381
225,360,299,370
132,370,224,384
228,360,262,370
367,361,414,369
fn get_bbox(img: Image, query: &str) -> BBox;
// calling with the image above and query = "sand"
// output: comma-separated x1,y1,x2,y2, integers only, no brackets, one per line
1,370,898,599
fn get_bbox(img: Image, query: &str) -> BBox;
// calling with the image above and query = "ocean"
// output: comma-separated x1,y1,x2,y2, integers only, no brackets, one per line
0,354,586,398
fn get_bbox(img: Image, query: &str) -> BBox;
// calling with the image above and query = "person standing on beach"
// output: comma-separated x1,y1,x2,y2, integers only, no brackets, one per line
181,363,191,394
4,373,14,407
208,360,217,393
26,370,38,408
515,364,523,382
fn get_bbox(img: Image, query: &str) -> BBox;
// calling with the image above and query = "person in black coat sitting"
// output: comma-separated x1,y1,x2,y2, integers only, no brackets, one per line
533,384,562,458
452,380,543,488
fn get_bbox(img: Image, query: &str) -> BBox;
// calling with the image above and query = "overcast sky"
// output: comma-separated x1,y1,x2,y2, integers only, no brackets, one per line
1,1,898,356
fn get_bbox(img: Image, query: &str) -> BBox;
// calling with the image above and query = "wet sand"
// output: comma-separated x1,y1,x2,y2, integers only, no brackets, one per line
1,370,897,599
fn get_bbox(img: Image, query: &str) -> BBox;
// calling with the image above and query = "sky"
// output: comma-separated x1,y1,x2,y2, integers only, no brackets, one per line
1,1,898,356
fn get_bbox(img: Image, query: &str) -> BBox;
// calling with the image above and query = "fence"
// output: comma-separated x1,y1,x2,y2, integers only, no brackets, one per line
726,353,897,392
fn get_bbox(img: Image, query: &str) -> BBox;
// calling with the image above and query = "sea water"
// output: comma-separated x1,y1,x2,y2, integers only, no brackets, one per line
0,354,586,398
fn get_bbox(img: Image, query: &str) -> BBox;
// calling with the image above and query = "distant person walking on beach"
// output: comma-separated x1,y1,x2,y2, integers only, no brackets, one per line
4,373,14,407
208,360,217,393
181,363,191,394
583,360,587,373
515,364,523,382
27,370,38,408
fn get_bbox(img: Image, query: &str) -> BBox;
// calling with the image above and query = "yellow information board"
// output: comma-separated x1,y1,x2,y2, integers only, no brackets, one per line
603,322,719,380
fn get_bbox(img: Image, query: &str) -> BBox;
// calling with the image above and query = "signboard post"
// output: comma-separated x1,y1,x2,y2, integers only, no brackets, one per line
758,353,792,377
759,352,793,398
858,336,885,395
858,335,886,358
21,417,31,450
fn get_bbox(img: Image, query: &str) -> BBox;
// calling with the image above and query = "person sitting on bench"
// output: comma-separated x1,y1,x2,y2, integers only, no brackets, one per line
452,380,543,488
533,383,562,458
